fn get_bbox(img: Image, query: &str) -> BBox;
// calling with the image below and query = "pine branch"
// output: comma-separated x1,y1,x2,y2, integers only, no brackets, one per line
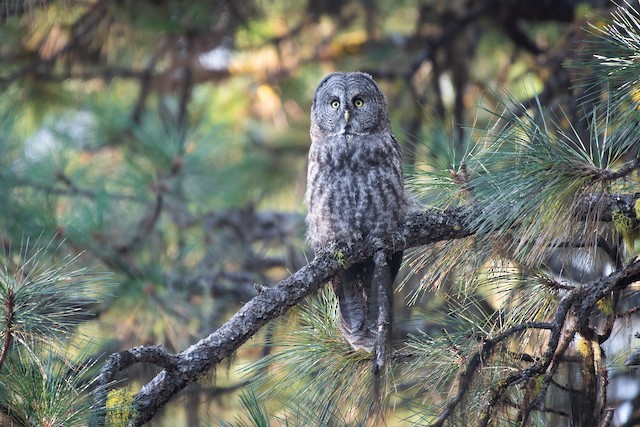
92,206,470,425
114,191,163,256
589,157,640,183
0,287,14,372
374,250,393,377
472,258,640,427
0,172,145,203
92,192,640,425
575,192,640,220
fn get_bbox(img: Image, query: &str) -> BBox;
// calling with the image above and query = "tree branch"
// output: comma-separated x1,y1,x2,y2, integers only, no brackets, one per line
91,191,640,425
0,288,14,372
91,206,469,425
472,258,640,426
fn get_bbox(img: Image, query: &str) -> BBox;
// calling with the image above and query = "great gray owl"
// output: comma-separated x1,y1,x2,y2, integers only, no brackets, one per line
305,72,408,353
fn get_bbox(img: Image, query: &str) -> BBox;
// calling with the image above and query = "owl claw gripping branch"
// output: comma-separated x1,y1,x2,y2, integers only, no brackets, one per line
305,72,408,361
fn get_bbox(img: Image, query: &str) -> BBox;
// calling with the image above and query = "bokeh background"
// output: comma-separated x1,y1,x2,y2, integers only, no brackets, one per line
0,0,630,425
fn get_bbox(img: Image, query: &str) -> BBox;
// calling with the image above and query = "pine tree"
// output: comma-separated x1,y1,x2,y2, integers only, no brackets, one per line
224,4,640,426
1,1,639,426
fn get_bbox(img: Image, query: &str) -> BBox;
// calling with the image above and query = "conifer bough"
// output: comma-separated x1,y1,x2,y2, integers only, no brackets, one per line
91,191,640,425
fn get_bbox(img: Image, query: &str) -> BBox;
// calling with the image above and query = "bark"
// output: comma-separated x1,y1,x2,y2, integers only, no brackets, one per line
92,192,640,425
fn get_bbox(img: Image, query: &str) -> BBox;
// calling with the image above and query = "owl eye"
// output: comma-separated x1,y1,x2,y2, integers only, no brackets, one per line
330,100,340,109
354,98,364,107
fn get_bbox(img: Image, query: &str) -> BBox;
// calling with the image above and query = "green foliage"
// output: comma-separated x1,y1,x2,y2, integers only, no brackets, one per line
402,330,497,425
466,100,614,265
0,238,109,351
248,289,382,425
579,3,640,137
2,0,640,425
394,4,640,424
405,116,473,208
0,239,109,426
0,345,99,427
407,84,635,297
216,388,271,427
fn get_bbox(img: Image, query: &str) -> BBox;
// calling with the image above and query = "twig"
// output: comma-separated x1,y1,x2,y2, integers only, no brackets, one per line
115,191,163,255
598,408,615,427
374,250,393,376
473,259,640,427
596,157,640,182
1,173,145,203
0,288,14,372
431,321,554,427
130,40,169,124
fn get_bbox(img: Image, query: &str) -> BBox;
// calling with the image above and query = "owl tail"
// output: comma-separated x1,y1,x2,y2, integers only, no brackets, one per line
334,259,377,352
333,252,403,353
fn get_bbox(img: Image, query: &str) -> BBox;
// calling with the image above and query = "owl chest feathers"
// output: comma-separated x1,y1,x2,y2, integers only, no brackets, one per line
305,133,406,249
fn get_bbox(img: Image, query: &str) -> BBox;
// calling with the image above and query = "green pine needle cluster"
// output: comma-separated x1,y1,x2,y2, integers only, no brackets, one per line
215,388,271,427
393,3,640,424
0,239,109,426
247,289,390,425
0,345,99,427
467,100,618,265
0,239,108,352
580,3,640,135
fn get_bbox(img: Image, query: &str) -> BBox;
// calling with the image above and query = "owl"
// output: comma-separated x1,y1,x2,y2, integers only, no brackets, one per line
305,72,408,352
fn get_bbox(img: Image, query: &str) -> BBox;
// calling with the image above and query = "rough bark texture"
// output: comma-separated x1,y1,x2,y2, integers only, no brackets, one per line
92,193,640,425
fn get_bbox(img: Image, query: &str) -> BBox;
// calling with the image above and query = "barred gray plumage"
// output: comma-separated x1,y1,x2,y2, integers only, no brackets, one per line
305,72,408,352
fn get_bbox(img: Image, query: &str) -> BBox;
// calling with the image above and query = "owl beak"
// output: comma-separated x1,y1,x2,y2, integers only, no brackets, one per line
344,110,350,123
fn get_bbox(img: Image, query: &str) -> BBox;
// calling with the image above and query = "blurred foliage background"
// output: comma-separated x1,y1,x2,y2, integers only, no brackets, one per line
0,0,638,425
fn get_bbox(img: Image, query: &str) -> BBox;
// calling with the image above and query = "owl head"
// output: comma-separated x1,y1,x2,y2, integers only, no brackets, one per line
310,72,390,138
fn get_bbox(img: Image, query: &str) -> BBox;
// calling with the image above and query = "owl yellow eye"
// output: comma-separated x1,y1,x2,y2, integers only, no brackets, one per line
354,99,364,107
331,100,340,109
